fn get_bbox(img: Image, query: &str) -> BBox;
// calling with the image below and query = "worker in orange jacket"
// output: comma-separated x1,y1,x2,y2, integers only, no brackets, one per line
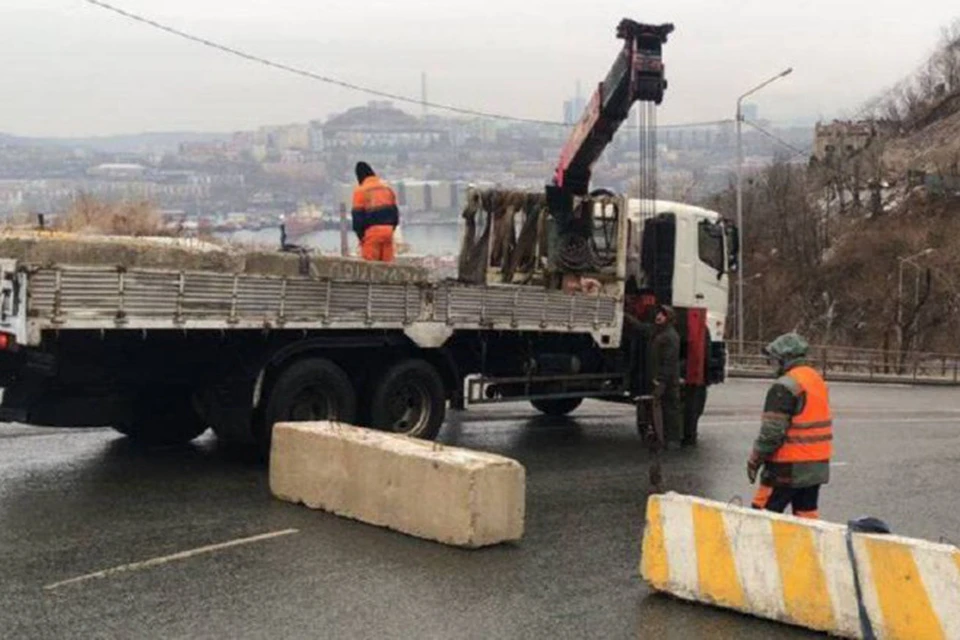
351,162,399,262
748,332,833,519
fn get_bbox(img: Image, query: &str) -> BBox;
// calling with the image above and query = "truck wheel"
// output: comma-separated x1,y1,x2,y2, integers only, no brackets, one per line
530,397,583,416
369,359,446,440
261,358,357,449
682,384,708,447
113,389,208,446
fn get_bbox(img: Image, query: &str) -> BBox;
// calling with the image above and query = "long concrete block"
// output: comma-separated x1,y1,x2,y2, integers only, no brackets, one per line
0,231,430,283
269,422,525,548
640,492,960,639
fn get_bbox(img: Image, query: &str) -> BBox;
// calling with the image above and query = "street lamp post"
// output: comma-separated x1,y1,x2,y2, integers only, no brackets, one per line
736,67,793,354
896,248,935,365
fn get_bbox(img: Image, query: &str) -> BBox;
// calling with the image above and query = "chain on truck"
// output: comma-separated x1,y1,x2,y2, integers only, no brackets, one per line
0,18,738,451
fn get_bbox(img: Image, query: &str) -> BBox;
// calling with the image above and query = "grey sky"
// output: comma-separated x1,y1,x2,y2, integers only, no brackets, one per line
2,0,957,136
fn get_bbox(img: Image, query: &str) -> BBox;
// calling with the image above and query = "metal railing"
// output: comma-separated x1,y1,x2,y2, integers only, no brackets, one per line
727,341,960,385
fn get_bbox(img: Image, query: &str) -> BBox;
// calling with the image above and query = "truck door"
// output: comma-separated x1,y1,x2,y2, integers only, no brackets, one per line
673,212,696,309
640,213,676,304
693,216,729,339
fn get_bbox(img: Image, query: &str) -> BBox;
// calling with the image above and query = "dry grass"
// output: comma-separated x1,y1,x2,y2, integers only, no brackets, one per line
55,192,173,237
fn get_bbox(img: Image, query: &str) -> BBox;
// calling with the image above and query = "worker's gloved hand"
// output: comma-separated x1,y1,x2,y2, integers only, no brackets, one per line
746,451,762,484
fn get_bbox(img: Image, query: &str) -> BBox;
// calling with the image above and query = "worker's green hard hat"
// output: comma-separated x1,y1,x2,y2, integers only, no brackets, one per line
763,332,810,361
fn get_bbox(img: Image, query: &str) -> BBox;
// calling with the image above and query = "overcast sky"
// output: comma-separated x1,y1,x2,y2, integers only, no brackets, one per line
2,0,958,137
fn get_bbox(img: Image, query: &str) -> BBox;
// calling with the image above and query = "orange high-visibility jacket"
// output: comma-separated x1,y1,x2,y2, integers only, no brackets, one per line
351,176,399,239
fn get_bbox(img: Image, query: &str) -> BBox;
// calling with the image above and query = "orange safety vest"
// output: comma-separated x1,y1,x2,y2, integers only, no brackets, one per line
769,365,833,463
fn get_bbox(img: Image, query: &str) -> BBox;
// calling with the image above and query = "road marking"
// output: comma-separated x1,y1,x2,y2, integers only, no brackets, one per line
44,528,299,591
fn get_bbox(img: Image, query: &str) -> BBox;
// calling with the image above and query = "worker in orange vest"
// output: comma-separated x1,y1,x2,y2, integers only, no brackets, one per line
748,332,833,519
351,162,399,262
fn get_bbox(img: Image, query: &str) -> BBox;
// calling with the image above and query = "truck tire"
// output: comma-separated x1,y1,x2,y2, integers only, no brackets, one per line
682,384,708,447
261,358,357,450
530,397,583,416
369,359,446,440
113,389,208,446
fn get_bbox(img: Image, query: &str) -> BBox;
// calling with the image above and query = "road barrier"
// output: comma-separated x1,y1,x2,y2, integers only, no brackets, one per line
640,493,960,639
270,421,525,548
728,341,960,386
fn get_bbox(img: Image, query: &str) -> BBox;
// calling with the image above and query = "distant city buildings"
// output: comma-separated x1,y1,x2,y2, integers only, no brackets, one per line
323,101,448,151
0,98,815,229
87,163,146,179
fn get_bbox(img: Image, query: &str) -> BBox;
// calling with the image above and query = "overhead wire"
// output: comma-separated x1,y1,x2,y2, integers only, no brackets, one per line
81,0,730,131
742,119,808,157
81,0,565,126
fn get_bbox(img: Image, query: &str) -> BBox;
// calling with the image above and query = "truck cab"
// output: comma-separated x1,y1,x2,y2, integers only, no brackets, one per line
626,199,733,341
624,199,736,395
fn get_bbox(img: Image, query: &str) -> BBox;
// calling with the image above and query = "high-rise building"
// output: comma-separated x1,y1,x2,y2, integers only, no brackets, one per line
562,81,587,125
563,97,587,125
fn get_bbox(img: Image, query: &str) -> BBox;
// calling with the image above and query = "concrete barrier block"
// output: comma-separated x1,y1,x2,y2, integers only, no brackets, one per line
269,422,525,548
851,533,960,639
640,493,960,639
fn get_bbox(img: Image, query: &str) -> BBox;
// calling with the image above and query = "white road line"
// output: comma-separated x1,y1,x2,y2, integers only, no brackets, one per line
44,528,299,591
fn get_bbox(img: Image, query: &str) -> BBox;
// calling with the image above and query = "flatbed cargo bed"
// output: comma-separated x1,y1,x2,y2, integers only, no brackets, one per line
0,261,622,348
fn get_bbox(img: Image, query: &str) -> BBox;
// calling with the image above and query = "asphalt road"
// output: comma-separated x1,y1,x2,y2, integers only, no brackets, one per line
2,380,959,639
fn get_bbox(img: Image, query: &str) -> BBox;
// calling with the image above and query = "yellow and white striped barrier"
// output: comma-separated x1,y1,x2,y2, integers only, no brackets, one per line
640,493,960,639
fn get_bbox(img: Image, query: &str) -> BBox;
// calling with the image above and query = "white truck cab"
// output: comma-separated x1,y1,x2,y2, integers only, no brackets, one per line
626,199,735,343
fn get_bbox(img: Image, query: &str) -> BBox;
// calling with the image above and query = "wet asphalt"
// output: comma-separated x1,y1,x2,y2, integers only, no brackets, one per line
2,379,959,639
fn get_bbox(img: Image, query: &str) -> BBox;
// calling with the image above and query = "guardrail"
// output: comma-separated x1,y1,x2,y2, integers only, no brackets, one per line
726,341,960,386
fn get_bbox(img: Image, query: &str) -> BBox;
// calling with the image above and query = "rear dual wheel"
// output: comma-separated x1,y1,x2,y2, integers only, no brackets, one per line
259,356,446,452
368,359,446,440
260,358,357,451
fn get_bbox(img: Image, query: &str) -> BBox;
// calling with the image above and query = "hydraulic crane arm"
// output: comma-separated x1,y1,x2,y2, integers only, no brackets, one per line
552,19,673,197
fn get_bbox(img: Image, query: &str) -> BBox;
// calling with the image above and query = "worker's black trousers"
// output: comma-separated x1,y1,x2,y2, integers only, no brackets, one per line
751,484,821,519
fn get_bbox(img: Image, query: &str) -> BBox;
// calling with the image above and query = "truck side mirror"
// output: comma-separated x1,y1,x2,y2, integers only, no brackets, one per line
725,224,740,273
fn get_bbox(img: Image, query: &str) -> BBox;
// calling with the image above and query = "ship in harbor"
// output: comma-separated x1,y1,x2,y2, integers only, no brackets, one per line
281,202,327,238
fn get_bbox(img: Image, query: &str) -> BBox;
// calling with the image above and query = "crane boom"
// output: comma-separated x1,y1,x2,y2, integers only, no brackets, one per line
551,19,673,197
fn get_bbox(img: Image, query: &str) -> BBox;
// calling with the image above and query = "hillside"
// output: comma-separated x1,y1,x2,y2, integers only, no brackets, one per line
707,20,960,358
884,100,960,175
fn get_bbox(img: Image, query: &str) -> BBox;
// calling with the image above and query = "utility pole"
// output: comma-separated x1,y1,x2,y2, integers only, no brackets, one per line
735,67,793,353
